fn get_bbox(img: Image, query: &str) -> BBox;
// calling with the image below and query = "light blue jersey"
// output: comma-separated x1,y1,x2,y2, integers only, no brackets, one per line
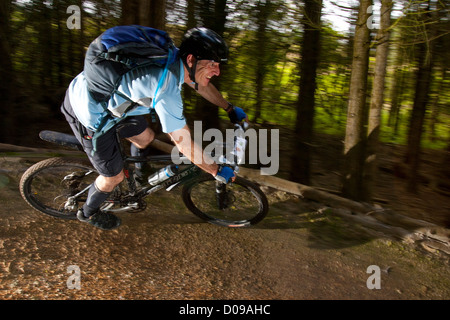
69,59,186,135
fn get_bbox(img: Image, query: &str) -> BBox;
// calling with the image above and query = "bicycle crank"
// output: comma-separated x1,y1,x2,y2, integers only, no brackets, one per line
102,197,147,213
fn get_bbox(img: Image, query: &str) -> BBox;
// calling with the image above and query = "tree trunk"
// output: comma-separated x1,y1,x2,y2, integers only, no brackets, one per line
341,0,372,201
122,0,166,36
54,0,64,87
180,0,197,113
289,0,322,185
405,45,434,193
76,0,85,74
252,0,271,124
37,1,54,91
196,0,228,132
0,0,14,143
138,0,166,29
405,1,438,193
429,67,446,142
365,0,392,199
388,60,402,128
122,0,139,25
185,0,196,29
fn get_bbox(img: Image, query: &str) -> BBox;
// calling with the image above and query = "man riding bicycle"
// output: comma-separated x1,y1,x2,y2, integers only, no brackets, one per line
61,27,248,230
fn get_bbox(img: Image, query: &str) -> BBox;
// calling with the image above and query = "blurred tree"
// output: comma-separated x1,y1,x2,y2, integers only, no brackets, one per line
290,0,323,185
121,0,137,24
429,43,449,142
405,0,442,193
387,28,408,134
252,0,272,124
53,0,65,87
364,0,393,199
185,0,196,29
222,0,292,126
341,0,372,201
194,0,228,131
0,0,14,143
177,0,196,113
122,0,166,29
3,0,450,202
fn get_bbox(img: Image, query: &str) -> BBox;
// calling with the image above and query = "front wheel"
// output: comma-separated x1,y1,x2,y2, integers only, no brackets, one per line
19,157,99,219
182,174,269,227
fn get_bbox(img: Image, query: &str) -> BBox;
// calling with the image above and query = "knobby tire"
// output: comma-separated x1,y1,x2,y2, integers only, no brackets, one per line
181,173,269,227
19,157,97,220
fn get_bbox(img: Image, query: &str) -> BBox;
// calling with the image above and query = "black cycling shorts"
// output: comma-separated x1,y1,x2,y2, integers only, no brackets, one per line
61,90,148,177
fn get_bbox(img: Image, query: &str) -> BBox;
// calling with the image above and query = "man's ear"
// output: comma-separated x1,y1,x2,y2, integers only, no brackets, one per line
186,54,195,68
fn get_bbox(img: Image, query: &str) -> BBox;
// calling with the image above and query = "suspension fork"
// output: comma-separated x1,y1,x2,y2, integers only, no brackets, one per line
215,181,229,210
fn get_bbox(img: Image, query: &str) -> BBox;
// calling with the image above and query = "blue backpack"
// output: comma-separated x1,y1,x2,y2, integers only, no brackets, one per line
83,25,179,154
84,25,179,105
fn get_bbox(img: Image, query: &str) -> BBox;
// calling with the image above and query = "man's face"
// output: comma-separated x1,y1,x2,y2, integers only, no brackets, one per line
189,56,221,87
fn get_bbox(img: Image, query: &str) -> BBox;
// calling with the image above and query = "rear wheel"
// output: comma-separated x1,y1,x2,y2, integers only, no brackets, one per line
182,174,269,227
19,158,98,219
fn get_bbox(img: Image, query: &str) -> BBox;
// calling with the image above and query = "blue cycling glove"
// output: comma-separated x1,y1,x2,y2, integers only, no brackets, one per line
215,165,235,184
227,104,247,124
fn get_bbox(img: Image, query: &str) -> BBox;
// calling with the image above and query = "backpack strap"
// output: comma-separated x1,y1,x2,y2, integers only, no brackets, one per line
89,47,175,155
152,47,174,109
99,52,137,68
113,90,140,116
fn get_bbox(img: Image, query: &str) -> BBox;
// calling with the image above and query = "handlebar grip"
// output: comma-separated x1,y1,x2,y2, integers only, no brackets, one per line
234,121,249,131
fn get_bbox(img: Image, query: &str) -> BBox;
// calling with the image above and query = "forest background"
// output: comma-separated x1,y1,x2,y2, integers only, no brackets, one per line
0,0,449,206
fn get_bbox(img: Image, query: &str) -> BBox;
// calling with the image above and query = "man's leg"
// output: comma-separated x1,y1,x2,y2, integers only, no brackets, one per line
78,124,154,228
77,119,151,229
129,127,155,178
61,93,149,229
127,127,155,150
76,171,125,230
82,171,125,217
83,126,155,211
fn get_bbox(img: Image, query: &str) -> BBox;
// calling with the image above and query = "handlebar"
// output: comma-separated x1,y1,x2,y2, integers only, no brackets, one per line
240,121,250,131
217,121,249,172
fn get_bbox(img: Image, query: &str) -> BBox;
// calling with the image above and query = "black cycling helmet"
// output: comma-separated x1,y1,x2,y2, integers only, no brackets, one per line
179,27,229,89
180,27,228,63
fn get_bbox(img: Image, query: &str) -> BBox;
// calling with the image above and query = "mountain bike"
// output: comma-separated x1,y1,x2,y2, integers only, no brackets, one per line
19,121,269,228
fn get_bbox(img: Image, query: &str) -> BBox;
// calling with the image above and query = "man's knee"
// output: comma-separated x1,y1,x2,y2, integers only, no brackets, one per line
129,127,155,149
96,171,125,192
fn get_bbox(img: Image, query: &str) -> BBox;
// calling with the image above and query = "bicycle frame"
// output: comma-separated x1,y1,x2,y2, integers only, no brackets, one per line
22,121,269,227
124,154,201,196
102,122,248,213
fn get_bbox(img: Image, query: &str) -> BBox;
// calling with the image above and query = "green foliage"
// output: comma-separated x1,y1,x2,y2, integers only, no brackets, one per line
4,0,449,151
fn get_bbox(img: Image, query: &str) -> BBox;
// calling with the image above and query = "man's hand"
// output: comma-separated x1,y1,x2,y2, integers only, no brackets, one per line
227,104,248,124
215,165,236,184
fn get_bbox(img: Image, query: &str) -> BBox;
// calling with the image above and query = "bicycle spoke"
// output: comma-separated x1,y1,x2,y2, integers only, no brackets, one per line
34,167,93,215
183,176,268,227
20,159,98,219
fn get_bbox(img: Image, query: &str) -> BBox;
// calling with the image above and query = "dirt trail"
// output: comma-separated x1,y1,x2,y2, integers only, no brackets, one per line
0,156,449,301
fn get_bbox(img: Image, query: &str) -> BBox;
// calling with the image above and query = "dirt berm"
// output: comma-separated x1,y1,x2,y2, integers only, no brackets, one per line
0,146,449,300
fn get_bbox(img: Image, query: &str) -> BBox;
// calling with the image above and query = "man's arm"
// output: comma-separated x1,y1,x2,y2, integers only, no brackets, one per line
188,82,249,124
187,82,230,111
168,125,219,176
168,125,236,183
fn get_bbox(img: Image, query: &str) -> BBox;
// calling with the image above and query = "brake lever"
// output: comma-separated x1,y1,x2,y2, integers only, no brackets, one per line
234,121,249,131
